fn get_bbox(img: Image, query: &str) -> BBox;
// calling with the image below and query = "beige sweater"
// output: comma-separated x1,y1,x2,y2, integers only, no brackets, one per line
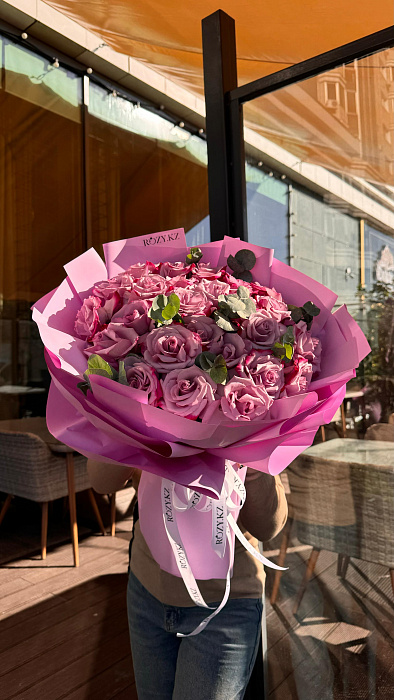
130,470,288,606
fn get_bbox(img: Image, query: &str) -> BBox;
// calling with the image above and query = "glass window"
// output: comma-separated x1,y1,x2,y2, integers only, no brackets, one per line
246,166,289,263
0,36,84,419
291,187,360,311
87,82,209,250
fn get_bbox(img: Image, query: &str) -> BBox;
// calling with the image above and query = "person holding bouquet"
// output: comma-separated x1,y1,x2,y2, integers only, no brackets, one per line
88,461,288,700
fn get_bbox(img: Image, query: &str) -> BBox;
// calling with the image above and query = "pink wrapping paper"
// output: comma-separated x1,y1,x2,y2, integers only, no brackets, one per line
32,228,370,579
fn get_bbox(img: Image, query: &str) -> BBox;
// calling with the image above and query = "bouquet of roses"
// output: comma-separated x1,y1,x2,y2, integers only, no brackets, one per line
32,229,369,630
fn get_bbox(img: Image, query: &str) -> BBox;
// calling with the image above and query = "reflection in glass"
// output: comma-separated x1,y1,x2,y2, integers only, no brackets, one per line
246,49,394,185
0,37,84,419
87,82,209,249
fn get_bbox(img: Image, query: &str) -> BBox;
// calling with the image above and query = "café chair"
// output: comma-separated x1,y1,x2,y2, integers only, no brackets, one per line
0,427,106,565
270,443,394,613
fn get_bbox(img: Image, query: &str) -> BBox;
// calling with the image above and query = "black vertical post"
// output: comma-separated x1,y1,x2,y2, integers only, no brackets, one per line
202,10,247,241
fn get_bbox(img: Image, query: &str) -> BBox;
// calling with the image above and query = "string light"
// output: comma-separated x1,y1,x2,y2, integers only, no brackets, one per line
52,58,59,68
21,32,28,40
87,67,93,74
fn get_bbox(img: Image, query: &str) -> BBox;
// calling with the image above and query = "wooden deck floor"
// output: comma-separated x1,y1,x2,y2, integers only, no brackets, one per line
1,488,393,699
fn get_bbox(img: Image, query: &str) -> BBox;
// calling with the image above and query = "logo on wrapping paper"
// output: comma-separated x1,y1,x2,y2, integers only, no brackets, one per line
215,506,224,546
143,231,180,246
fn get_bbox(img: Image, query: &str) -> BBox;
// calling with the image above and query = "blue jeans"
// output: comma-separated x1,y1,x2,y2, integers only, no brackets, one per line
126,569,263,700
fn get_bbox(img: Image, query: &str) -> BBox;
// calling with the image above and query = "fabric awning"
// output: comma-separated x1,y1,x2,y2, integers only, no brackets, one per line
42,1,394,184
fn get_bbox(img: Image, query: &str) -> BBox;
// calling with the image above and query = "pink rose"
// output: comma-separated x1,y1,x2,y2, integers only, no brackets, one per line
123,262,157,278
220,377,273,421
127,274,168,301
172,286,212,318
123,356,161,405
211,333,251,368
219,270,245,293
85,324,139,363
143,325,202,373
255,296,290,322
74,296,102,340
160,366,216,419
94,274,134,300
294,322,322,374
183,315,224,350
284,355,313,396
159,261,191,278
111,299,153,336
198,278,231,305
238,351,284,398
167,275,195,289
250,282,283,300
191,262,222,280
242,311,285,349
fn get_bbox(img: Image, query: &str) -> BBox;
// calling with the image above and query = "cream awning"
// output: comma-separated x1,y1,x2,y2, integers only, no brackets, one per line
43,1,394,184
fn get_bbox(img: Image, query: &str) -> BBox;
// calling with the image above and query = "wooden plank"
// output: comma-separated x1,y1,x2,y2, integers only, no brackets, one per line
0,548,128,618
10,629,131,700
0,588,127,677
1,610,130,698
64,656,136,700
0,573,126,654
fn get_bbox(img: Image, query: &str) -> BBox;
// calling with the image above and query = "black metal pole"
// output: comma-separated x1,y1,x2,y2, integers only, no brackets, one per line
202,10,247,241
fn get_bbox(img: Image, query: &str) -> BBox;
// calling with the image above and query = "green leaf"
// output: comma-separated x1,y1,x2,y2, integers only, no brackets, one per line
186,247,203,264
118,360,128,385
152,294,167,311
86,355,113,379
84,368,113,379
213,311,238,332
161,303,177,320
290,307,303,324
272,343,285,359
235,249,256,271
213,354,227,369
236,286,250,299
282,326,294,345
284,343,293,360
227,254,244,273
168,293,180,314
302,301,320,317
210,366,227,384
77,381,90,396
234,270,253,283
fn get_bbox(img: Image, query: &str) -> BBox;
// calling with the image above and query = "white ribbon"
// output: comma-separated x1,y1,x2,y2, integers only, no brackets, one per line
161,460,288,636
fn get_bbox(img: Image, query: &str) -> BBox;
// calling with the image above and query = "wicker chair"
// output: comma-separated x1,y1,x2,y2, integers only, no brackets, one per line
270,440,394,613
0,422,106,565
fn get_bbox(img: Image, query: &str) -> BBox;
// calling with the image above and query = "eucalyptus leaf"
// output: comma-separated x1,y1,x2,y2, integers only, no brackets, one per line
168,293,180,314
210,366,227,384
227,255,245,273
77,381,90,396
282,326,294,345
234,270,253,283
235,249,256,271
290,307,303,324
236,286,250,299
84,367,113,379
284,343,293,360
118,360,128,385
213,311,238,332
161,304,176,320
87,354,114,377
302,301,320,317
213,354,227,369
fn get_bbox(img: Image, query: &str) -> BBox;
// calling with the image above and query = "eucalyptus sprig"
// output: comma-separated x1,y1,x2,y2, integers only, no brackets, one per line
148,293,182,326
195,351,228,385
186,247,203,264
77,354,118,395
272,326,295,362
213,286,256,332
288,300,320,330
227,249,257,283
